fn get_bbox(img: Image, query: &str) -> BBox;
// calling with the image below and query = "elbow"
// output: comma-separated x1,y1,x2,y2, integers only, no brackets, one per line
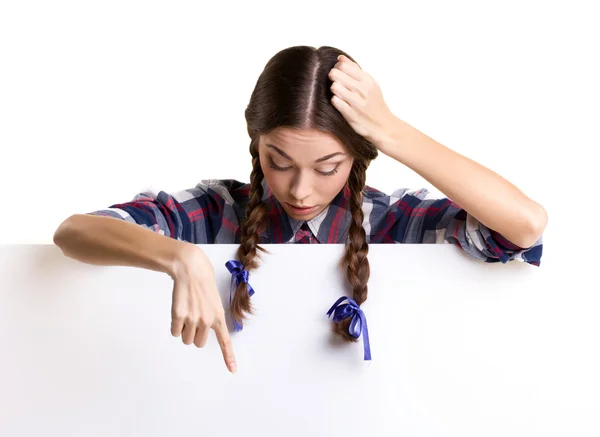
53,221,69,249
53,215,81,249
516,204,548,249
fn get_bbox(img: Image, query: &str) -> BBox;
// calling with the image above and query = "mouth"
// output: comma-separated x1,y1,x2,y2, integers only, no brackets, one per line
286,203,317,215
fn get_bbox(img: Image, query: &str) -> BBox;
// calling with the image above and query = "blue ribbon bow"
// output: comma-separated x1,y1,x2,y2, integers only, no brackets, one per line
225,260,255,332
326,296,372,360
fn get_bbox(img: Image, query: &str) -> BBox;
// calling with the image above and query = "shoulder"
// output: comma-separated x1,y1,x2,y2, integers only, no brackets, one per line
164,179,251,207
362,184,439,207
360,184,454,238
166,179,250,243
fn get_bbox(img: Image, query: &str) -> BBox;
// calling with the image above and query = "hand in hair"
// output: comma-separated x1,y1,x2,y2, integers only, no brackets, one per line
170,244,237,373
328,54,397,153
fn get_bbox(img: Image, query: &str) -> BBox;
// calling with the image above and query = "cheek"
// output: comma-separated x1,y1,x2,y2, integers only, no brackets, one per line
335,173,350,192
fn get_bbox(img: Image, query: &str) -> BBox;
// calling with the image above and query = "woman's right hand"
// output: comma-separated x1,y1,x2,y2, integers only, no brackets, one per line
169,244,237,373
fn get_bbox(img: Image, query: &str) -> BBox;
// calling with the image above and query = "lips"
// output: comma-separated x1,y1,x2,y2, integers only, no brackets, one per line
286,202,318,215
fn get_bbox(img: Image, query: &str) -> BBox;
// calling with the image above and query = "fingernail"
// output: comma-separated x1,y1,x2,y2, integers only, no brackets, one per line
229,362,237,373
337,55,343,61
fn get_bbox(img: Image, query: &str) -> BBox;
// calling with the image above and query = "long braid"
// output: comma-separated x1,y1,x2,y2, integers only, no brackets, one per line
230,144,269,327
333,161,370,342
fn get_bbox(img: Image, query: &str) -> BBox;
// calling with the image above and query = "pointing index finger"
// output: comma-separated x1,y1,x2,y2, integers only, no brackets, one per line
213,317,237,373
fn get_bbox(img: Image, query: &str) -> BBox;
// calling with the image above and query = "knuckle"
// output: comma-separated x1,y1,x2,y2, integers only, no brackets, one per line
185,311,198,321
184,317,197,328
212,316,224,327
199,316,213,327
172,311,185,321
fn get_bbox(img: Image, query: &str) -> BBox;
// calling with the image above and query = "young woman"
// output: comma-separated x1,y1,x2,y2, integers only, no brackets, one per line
53,45,547,372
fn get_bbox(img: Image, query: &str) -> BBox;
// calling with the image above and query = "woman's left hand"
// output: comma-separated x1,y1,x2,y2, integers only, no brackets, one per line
329,55,398,152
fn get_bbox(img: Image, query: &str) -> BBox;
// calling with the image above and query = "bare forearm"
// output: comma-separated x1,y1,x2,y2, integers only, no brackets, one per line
382,117,547,248
53,214,189,278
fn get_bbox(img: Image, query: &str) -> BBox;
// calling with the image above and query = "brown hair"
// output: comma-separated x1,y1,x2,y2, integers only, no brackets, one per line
231,45,378,343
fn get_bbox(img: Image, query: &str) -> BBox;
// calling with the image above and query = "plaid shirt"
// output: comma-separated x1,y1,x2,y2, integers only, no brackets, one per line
87,178,543,266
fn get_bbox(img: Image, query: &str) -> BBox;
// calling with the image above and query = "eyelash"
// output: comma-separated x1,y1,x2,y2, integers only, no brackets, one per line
268,157,339,176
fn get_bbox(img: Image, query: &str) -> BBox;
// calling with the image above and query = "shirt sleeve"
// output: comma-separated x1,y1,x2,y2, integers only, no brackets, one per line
85,179,244,244
370,187,543,266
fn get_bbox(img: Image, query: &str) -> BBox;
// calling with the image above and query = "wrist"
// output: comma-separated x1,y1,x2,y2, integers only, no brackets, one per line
167,241,194,280
377,116,412,161
169,242,214,281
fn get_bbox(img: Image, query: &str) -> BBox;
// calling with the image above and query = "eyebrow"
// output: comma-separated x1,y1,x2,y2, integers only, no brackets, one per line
265,144,345,163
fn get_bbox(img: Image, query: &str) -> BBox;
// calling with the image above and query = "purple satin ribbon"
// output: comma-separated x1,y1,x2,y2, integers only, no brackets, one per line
225,260,255,332
326,296,372,361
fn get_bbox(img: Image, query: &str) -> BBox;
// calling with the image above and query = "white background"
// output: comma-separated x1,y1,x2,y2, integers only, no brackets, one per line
1,0,598,250
0,1,598,436
2,244,597,437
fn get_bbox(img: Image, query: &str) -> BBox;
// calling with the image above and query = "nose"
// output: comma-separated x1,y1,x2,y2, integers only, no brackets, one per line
289,171,312,203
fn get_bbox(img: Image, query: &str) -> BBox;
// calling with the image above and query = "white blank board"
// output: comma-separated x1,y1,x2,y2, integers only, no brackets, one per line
0,244,597,437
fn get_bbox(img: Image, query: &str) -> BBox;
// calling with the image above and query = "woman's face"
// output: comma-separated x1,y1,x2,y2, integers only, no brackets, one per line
258,127,354,221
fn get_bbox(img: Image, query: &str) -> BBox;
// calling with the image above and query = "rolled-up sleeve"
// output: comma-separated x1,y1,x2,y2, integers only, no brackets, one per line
85,180,246,244
441,207,543,266
369,187,543,266
86,187,194,241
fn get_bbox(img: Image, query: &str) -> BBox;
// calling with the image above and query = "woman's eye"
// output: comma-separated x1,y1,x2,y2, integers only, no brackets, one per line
268,156,339,176
317,167,339,176
268,157,291,171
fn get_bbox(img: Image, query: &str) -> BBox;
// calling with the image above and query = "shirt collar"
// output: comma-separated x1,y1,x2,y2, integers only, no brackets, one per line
259,178,352,243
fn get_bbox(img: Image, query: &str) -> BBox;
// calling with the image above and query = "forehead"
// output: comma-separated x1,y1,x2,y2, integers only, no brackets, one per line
261,127,346,152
